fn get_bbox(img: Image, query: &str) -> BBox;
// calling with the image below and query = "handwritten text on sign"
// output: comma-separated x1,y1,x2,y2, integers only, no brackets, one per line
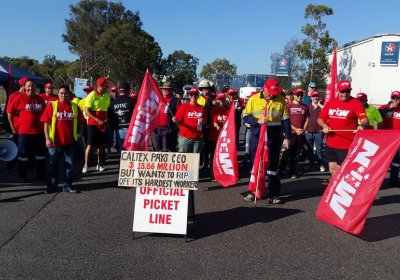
118,151,199,190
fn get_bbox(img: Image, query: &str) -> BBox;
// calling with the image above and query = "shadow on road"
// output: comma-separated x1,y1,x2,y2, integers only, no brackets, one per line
358,213,400,242
187,206,302,240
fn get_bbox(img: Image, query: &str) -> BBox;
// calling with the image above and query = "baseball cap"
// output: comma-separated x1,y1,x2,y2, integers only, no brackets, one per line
45,82,53,89
118,81,130,92
96,77,110,87
311,91,320,97
216,92,226,100
391,91,400,98
226,88,238,95
18,77,28,86
356,92,367,100
263,78,281,95
83,85,93,92
308,82,316,88
337,80,352,92
111,86,118,92
293,88,304,95
188,88,199,95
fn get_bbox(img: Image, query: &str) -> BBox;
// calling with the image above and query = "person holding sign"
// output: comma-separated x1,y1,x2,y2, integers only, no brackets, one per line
173,88,206,154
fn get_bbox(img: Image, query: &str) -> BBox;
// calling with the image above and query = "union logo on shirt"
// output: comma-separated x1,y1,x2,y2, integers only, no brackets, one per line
25,103,43,111
328,108,350,118
56,111,74,120
187,111,202,118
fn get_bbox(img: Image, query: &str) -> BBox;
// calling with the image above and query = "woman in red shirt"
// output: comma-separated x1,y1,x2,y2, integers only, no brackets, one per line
173,88,206,153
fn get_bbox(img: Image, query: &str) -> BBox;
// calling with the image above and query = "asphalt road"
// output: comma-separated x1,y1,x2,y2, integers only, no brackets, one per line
0,149,399,279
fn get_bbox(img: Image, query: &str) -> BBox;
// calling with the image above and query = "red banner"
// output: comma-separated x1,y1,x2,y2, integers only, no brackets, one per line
324,46,337,104
316,130,400,234
123,69,166,151
213,103,238,187
247,122,269,199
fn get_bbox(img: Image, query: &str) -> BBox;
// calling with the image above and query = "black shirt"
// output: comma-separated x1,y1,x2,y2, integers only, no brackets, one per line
108,95,136,129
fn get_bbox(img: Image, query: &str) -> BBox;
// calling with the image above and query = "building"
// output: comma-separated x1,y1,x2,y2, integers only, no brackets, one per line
332,33,400,105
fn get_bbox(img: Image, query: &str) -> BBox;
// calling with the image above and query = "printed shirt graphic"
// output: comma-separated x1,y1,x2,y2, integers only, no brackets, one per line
288,103,309,133
175,103,206,139
8,93,45,134
85,90,111,125
381,106,400,130
39,93,58,105
40,102,84,146
209,106,229,141
319,98,367,149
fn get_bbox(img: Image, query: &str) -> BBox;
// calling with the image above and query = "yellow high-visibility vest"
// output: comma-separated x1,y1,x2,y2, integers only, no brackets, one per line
49,101,79,143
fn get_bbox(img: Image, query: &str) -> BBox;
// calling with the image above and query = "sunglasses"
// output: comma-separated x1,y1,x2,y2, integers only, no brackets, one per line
392,97,400,100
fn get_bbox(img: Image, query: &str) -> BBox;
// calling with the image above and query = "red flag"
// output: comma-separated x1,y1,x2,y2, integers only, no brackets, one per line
213,102,238,187
247,121,269,199
324,46,337,104
316,130,400,234
123,69,166,151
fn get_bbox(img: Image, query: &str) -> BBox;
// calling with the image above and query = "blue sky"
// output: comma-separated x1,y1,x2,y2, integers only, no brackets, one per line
2,0,399,74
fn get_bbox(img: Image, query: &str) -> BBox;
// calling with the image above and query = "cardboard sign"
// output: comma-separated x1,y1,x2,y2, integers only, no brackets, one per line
133,187,189,234
118,151,199,190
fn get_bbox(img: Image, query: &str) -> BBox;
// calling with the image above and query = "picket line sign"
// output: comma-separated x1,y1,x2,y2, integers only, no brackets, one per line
118,151,199,236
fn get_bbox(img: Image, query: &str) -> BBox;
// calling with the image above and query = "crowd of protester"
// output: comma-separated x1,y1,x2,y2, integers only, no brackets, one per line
2,75,400,201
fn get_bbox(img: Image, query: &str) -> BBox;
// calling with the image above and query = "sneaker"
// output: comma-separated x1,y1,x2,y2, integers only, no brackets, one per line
320,165,326,172
96,165,106,172
244,193,255,202
291,174,297,179
82,165,88,173
267,196,282,204
63,187,76,193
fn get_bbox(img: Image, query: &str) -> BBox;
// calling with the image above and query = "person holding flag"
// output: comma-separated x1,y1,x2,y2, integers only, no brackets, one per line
242,78,290,203
317,80,368,178
209,92,230,181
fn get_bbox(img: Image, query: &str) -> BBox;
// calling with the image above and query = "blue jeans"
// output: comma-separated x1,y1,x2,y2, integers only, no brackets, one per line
118,128,128,151
47,144,76,191
305,132,324,166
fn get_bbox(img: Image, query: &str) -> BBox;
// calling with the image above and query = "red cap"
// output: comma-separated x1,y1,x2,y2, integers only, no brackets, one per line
111,86,118,92
356,92,367,100
216,92,226,100
226,88,238,95
263,78,281,95
337,80,352,92
188,88,199,95
391,91,400,98
18,77,28,86
293,88,304,95
247,91,257,99
311,91,320,97
84,85,93,92
45,82,53,89
96,77,110,87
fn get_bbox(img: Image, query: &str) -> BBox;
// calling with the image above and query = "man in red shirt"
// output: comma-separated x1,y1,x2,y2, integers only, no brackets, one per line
226,88,245,141
7,79,46,180
173,88,206,153
39,82,58,105
317,80,368,177
40,85,85,193
151,81,180,152
379,91,400,187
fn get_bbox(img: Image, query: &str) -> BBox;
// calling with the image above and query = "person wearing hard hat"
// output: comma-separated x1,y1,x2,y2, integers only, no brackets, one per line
242,78,291,203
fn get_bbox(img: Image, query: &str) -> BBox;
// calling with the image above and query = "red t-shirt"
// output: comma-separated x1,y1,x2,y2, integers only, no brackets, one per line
7,93,45,134
159,96,170,127
39,93,58,105
40,101,84,146
175,102,206,139
288,103,309,133
319,97,367,149
208,106,229,141
381,107,400,130
7,91,22,132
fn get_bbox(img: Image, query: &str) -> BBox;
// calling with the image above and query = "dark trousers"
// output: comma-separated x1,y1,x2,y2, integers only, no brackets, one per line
250,129,283,198
47,143,76,191
17,134,46,178
390,149,400,186
280,133,306,175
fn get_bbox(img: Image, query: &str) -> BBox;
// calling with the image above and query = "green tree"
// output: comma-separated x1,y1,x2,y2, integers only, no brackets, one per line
200,58,237,91
297,4,336,89
160,50,199,93
63,0,161,85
